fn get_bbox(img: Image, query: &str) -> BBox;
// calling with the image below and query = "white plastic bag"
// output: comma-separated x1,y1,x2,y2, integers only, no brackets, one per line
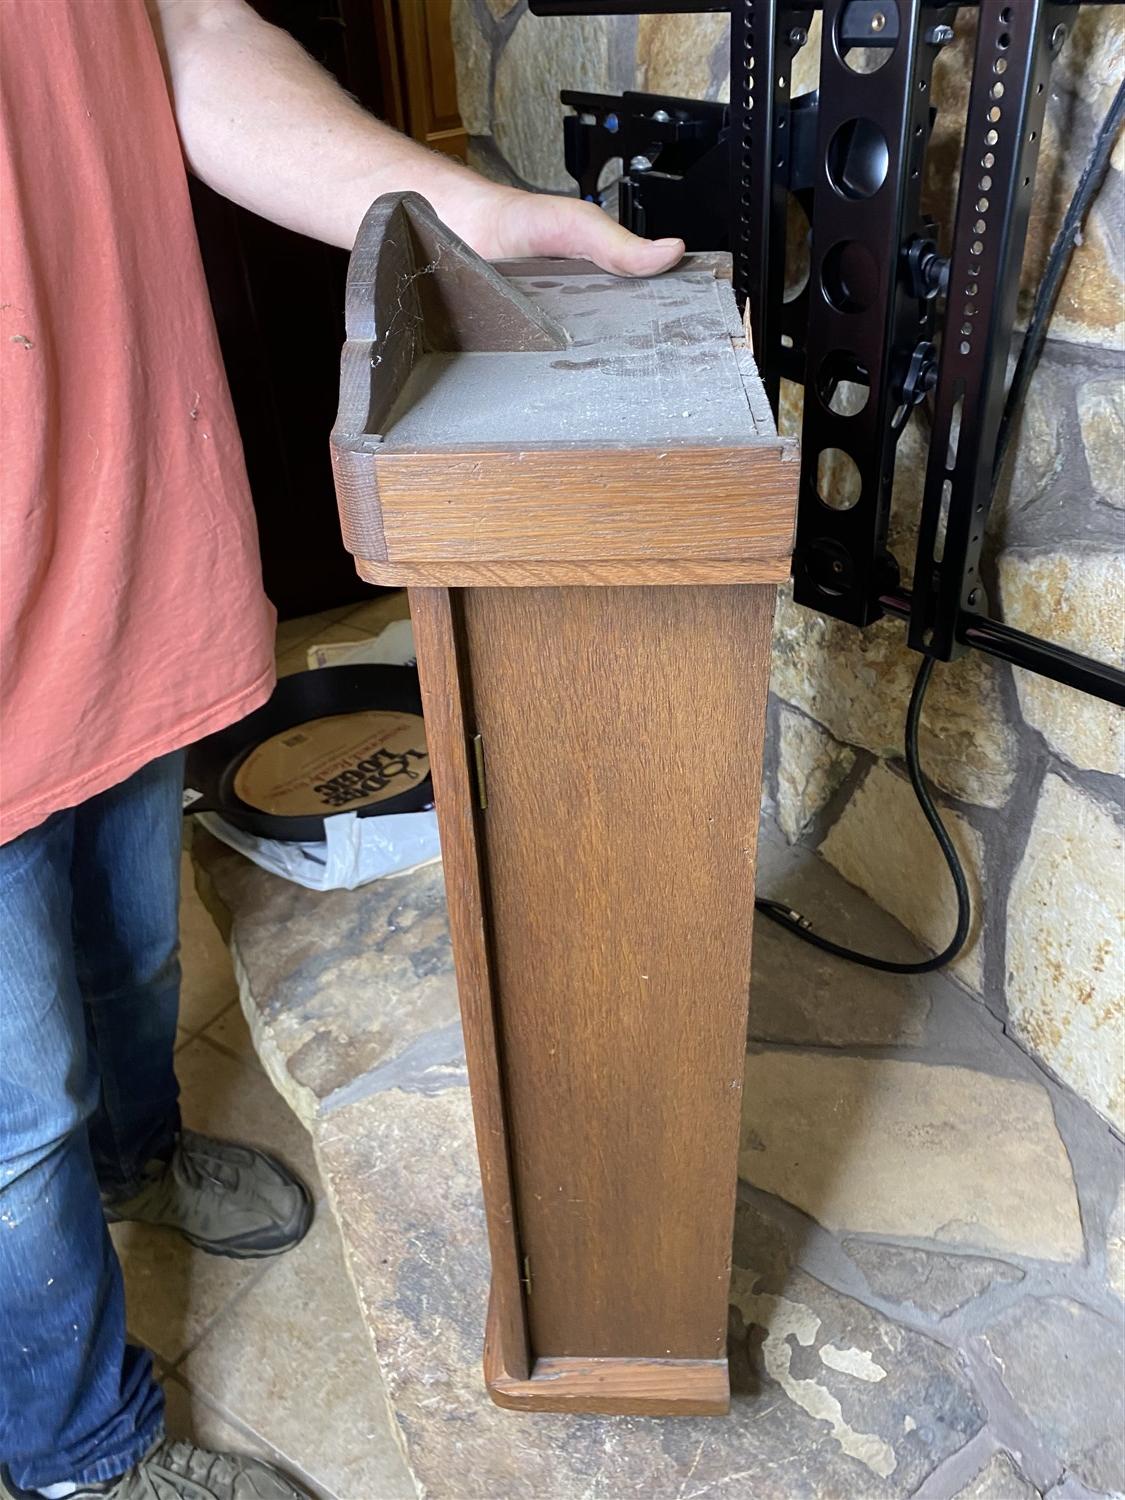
197,807,440,891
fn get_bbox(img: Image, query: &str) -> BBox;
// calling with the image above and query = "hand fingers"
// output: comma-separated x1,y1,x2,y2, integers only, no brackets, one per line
522,196,684,277
574,210,685,277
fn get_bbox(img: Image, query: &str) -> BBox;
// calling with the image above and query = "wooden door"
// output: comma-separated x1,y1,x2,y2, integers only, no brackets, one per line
192,0,464,618
374,0,468,159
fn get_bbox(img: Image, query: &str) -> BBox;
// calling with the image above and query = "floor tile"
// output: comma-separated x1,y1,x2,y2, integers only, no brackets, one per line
160,1375,332,1498
173,1037,321,1195
279,620,380,675
115,1032,323,1363
338,592,409,638
202,1001,256,1062
276,641,317,677
181,1213,414,1500
179,853,239,1033
275,613,332,653
318,592,385,625
112,1219,265,1366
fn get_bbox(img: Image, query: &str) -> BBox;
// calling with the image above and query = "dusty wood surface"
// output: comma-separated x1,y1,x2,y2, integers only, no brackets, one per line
330,192,795,584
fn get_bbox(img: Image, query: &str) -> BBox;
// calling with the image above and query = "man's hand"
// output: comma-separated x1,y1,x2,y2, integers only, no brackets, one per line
458,188,684,278
146,0,683,278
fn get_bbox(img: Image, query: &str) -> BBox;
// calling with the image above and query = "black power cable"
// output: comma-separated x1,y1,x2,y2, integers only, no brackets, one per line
994,74,1125,486
756,74,1125,976
755,656,971,974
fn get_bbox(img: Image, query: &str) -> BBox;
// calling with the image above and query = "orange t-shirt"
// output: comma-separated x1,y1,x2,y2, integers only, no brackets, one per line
0,0,276,843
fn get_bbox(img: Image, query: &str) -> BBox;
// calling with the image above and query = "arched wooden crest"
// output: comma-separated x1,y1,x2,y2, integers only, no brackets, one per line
331,192,570,560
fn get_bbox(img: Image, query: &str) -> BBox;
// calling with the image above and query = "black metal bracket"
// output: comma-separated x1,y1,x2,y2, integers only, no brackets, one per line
532,0,1125,708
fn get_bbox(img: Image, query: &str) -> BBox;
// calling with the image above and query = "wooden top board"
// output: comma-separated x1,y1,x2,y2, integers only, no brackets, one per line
330,193,797,587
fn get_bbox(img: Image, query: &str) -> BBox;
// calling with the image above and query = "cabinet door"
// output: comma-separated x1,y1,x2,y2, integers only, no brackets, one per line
376,0,467,158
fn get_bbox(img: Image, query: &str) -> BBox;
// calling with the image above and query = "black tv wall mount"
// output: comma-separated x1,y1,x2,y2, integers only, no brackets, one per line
533,0,1125,708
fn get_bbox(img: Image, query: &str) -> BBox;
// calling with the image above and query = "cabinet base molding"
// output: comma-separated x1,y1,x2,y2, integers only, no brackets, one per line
484,1297,730,1417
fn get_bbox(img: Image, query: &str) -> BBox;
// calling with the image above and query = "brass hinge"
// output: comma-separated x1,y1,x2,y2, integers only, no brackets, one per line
471,732,488,810
522,1256,532,1296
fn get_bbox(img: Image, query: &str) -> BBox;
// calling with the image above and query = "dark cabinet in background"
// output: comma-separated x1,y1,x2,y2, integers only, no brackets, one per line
192,0,464,619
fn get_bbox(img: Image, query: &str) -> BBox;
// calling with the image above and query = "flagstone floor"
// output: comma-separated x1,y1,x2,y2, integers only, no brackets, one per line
113,599,1124,1500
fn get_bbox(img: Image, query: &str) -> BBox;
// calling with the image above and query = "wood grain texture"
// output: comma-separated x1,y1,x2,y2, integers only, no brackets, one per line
356,556,793,588
485,1297,729,1415
407,587,530,1383
370,444,796,565
461,583,776,1363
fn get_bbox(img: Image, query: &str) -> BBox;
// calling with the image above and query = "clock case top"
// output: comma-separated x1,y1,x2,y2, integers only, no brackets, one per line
330,192,797,589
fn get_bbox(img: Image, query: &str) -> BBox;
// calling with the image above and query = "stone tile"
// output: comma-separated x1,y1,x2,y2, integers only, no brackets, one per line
739,1053,1084,1262
770,584,1018,810
494,14,612,190
319,1087,983,1499
776,704,855,842
1077,376,1125,509
1006,775,1125,1132
978,1297,1125,1495
728,1203,985,1494
951,1451,1041,1500
818,761,985,990
112,1218,265,1365
337,591,409,638
635,13,728,99
1029,172,1125,352
1108,1185,1125,1301
202,1001,255,1063
181,1213,414,1500
452,0,492,137
274,613,331,655
999,551,1125,777
275,642,317,678
160,1375,315,1490
750,878,931,1049
991,359,1078,542
193,838,460,1127
1052,7,1125,116
277,615,404,676
842,1240,1024,1320
179,853,239,1033
174,1037,320,1197
118,1033,322,1362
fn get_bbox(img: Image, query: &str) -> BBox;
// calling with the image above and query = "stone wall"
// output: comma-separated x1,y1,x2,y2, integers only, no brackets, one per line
451,2,1125,1131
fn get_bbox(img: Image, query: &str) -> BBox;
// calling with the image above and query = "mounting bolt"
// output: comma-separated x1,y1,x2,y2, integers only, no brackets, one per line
901,340,939,406
788,26,808,48
629,154,654,172
967,589,979,607
904,236,949,301
870,10,887,32
651,109,672,123
926,23,955,46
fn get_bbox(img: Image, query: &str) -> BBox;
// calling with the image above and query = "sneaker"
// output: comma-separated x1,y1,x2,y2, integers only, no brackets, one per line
103,1131,312,1259
4,1438,311,1498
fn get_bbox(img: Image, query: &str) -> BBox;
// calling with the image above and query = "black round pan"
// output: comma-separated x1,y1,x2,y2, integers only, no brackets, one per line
184,665,433,843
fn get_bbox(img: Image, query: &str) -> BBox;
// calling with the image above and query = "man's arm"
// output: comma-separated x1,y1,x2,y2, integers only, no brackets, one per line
145,0,683,276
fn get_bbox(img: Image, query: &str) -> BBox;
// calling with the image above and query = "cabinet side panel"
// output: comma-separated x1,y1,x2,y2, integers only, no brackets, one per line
461,585,775,1360
408,586,529,1382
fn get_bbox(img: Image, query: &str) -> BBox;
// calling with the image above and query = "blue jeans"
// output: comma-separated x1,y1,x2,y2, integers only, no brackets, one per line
0,752,186,1490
